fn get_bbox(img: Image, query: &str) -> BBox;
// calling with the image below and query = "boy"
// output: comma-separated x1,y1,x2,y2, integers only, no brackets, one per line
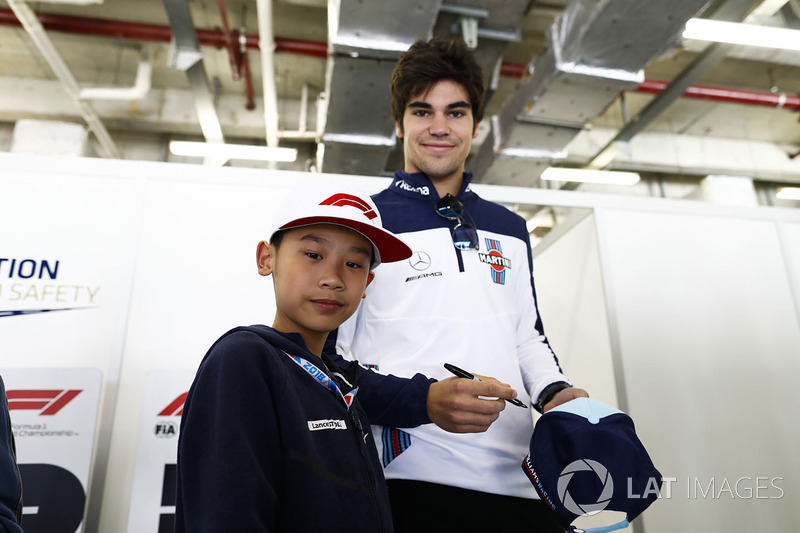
174,183,412,532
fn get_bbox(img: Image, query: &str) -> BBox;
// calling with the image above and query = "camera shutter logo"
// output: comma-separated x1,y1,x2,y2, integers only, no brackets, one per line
557,459,614,515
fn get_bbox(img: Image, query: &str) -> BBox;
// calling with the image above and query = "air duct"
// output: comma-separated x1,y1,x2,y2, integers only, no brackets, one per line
317,0,443,175
469,0,711,186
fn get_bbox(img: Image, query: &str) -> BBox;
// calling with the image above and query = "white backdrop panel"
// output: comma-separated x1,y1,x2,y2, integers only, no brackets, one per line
532,212,619,407
778,220,800,322
597,208,800,532
0,169,140,369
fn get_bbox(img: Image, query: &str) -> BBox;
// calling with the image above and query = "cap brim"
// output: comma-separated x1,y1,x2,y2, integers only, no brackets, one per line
279,216,412,266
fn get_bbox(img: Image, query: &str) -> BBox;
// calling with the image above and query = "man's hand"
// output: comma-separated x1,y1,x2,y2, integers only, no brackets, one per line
427,376,518,433
542,386,589,413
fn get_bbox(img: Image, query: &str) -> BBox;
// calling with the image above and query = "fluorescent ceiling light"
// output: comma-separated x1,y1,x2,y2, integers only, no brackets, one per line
332,36,410,53
499,147,568,159
169,141,297,162
776,187,800,201
683,18,800,52
321,133,396,147
541,167,640,185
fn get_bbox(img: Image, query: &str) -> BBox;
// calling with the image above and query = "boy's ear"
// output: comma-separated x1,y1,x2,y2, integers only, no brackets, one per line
472,120,480,139
362,271,375,299
256,241,274,276
395,121,403,139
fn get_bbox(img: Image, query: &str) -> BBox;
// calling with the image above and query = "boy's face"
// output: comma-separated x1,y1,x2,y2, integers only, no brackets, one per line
257,224,375,350
396,79,480,186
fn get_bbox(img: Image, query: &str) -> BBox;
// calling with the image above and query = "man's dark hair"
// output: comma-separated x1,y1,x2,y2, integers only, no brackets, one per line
390,38,485,132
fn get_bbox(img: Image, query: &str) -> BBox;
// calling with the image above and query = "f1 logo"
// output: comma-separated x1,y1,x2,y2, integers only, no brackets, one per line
320,194,378,220
6,390,82,415
157,392,188,417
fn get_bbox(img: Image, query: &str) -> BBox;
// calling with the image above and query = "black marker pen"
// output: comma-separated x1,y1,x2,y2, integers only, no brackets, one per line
443,363,528,408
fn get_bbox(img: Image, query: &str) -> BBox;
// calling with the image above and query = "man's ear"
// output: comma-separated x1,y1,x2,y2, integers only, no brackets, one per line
395,121,403,139
472,120,481,139
362,271,375,299
256,241,274,276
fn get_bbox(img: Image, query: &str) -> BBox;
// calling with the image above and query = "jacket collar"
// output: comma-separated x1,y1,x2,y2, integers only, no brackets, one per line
389,170,474,201
259,326,360,393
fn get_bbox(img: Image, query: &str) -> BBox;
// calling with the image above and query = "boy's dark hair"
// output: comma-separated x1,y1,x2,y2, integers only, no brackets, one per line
270,230,286,249
390,38,485,132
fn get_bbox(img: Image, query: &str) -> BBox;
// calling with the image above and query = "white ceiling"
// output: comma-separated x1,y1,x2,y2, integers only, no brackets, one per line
0,0,798,202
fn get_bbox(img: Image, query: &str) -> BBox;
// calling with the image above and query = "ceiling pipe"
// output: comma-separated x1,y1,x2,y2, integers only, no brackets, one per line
255,0,279,154
499,61,799,110
215,0,241,80
215,0,256,110
0,8,329,57
79,49,151,100
634,78,800,111
4,1,120,158
239,29,256,110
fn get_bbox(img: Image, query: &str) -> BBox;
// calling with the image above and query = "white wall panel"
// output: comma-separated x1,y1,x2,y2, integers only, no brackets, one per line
778,220,800,324
100,178,285,531
597,208,800,532
533,212,619,407
0,168,140,369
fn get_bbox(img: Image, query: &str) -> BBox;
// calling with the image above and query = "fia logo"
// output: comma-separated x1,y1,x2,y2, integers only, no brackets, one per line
154,421,178,438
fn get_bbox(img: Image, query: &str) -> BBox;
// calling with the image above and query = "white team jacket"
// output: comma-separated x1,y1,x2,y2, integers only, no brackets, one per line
336,171,570,498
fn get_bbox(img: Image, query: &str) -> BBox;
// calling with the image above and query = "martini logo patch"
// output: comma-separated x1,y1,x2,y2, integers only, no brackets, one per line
478,239,511,285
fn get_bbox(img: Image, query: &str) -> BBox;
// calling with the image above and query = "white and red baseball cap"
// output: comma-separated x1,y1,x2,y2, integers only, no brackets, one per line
266,182,412,267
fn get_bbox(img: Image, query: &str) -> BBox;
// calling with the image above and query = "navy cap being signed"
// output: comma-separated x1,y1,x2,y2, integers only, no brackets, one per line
522,398,662,533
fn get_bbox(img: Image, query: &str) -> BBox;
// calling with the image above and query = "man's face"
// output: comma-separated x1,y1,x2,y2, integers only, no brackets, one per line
397,79,480,185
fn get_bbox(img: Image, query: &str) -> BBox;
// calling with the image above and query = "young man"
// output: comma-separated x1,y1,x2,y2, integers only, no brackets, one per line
174,184,412,532
330,38,588,531
0,374,23,533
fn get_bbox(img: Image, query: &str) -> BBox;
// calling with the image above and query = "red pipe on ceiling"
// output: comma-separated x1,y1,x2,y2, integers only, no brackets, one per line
0,8,328,57
215,0,242,80
1,8,797,111
634,78,800,111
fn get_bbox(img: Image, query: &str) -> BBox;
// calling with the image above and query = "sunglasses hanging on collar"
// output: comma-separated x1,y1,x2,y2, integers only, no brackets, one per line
435,194,479,250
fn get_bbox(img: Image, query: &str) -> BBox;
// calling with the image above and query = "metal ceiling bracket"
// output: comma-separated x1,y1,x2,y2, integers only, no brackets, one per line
161,0,227,165
460,16,479,48
166,37,203,71
439,4,489,18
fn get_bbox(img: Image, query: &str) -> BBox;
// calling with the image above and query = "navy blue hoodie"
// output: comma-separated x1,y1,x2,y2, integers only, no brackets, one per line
0,375,23,533
175,326,393,532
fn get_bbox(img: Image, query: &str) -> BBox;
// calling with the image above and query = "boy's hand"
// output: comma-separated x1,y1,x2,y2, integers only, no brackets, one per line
426,376,516,433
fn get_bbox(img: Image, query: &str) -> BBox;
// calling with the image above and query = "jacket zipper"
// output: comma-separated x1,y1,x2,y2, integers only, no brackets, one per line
349,410,384,532
454,247,465,273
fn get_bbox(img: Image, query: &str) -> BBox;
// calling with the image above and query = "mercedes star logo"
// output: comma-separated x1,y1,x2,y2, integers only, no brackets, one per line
409,251,431,271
